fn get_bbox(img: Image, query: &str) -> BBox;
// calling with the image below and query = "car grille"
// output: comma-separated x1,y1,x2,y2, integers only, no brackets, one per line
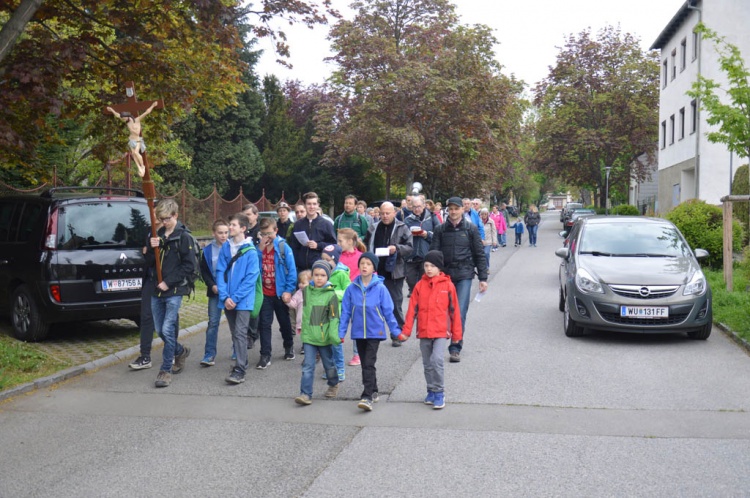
599,312,689,326
608,284,679,300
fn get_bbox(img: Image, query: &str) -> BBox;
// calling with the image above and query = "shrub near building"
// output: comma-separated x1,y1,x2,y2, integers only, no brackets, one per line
665,199,744,268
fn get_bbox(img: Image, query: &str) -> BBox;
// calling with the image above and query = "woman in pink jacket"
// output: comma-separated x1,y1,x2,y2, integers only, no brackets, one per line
490,205,507,250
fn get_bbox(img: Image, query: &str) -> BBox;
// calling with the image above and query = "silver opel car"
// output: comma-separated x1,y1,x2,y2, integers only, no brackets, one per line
555,216,712,339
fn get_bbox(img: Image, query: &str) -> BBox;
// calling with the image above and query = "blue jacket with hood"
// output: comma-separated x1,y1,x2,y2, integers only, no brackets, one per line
338,274,401,341
257,236,297,297
216,238,260,311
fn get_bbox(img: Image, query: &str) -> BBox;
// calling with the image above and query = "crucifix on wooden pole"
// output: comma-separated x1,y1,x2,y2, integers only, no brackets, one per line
104,81,165,282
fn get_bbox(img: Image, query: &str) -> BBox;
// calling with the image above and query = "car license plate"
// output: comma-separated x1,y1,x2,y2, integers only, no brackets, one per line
620,306,669,318
102,278,142,291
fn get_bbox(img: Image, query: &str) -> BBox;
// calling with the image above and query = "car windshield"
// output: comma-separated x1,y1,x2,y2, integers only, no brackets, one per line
57,202,151,250
579,222,691,257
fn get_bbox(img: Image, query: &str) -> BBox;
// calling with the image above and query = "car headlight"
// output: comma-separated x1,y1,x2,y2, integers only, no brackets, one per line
575,268,603,294
684,270,707,296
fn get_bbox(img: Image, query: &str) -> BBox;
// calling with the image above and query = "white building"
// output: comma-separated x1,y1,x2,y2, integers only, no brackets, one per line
650,0,750,213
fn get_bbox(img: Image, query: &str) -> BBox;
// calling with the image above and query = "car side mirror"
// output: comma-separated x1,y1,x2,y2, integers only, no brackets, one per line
694,248,709,259
555,247,570,259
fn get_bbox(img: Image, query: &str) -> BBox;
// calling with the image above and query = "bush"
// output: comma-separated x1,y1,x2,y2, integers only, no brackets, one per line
731,164,749,245
611,204,640,216
664,199,744,268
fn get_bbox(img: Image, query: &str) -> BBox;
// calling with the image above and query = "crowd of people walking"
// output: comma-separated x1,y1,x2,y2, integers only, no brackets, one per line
129,192,541,410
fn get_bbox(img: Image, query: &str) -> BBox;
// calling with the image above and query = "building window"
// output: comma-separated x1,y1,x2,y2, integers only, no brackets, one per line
662,60,668,88
680,38,687,71
679,107,685,140
690,99,697,134
661,120,667,149
671,49,677,80
692,30,699,61
669,114,675,144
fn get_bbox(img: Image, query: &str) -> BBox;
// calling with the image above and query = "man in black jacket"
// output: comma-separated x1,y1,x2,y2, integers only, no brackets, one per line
430,197,488,363
288,192,337,272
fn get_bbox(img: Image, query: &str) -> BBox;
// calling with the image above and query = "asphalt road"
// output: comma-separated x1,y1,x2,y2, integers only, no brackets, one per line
1,212,749,497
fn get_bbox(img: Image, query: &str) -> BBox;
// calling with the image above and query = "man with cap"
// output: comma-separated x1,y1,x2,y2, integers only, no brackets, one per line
334,194,368,240
364,201,413,346
430,196,488,363
276,201,293,241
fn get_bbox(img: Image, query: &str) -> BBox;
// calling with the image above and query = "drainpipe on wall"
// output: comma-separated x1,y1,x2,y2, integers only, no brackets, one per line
688,0,702,200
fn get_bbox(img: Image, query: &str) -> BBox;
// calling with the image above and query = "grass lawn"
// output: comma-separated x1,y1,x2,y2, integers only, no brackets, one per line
706,268,750,343
0,336,72,391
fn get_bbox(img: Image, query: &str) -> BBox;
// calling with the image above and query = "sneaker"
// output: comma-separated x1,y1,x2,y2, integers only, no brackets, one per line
154,370,171,388
172,346,190,374
129,356,152,370
391,338,402,347
256,355,271,370
424,391,435,405
372,392,380,403
295,394,312,405
247,337,255,349
200,355,215,367
338,372,345,382
299,346,305,355
449,351,461,363
324,384,339,398
348,355,361,366
284,348,296,361
433,392,445,409
357,398,373,411
231,351,237,361
225,368,245,384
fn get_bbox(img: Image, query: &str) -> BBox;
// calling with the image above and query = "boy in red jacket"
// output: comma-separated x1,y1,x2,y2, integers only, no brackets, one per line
400,250,462,409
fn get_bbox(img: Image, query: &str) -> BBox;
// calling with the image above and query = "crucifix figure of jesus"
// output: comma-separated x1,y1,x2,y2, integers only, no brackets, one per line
104,81,163,177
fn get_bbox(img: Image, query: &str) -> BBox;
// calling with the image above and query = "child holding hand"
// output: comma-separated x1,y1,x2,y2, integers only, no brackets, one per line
400,250,462,409
338,253,404,412
287,270,311,340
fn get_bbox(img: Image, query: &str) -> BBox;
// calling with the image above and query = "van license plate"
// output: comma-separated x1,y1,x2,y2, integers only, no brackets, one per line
102,278,142,291
620,306,669,318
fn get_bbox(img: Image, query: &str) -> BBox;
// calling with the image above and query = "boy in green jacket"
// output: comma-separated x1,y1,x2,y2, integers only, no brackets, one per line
294,260,342,405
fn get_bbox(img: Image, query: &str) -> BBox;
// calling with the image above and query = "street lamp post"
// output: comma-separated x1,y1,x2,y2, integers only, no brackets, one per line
605,166,612,215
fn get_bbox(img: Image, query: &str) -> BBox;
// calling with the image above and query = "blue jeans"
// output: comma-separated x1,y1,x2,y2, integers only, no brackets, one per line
332,343,345,376
500,232,507,246
203,296,222,359
528,224,538,245
451,279,473,353
151,294,184,372
483,245,491,269
300,343,338,397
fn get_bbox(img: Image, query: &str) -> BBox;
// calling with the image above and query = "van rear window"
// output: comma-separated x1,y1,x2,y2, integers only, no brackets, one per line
57,202,151,250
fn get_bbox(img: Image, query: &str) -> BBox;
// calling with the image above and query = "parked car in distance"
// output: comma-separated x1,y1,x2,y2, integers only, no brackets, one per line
561,208,596,237
560,202,583,224
0,188,151,341
555,216,712,339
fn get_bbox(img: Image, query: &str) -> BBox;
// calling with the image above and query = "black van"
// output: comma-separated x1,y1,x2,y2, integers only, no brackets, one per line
0,188,151,341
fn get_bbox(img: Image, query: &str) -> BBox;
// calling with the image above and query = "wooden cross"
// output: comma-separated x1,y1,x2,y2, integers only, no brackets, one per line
105,81,165,282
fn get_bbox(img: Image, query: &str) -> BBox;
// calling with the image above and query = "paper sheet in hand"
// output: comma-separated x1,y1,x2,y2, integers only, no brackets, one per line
294,231,310,245
375,247,390,257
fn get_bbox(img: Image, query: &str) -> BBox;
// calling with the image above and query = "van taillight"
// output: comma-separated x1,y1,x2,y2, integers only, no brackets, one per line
50,285,61,302
44,208,58,250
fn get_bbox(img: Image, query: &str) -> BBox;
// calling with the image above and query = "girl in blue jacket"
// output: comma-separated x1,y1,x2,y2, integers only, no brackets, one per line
338,252,403,411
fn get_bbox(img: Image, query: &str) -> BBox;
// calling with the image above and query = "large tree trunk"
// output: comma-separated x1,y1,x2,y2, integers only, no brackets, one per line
0,0,44,65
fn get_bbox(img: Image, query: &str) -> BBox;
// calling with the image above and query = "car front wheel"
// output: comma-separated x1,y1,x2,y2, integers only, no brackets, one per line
11,284,50,341
687,322,712,340
563,298,585,337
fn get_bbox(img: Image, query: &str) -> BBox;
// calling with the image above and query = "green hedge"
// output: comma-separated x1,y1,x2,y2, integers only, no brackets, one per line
611,204,640,216
731,164,749,245
664,199,744,268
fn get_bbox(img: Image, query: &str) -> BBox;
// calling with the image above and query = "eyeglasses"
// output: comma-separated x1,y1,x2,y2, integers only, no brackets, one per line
259,231,275,237
159,216,174,223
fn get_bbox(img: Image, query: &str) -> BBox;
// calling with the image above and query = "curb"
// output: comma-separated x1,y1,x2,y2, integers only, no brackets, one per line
716,322,750,355
0,317,217,404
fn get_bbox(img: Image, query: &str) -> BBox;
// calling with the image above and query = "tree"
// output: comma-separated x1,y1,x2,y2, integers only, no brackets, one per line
316,0,523,199
533,26,659,207
0,0,337,184
0,0,43,64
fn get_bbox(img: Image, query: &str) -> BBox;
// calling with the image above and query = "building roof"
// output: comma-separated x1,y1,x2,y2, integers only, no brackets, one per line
650,1,698,51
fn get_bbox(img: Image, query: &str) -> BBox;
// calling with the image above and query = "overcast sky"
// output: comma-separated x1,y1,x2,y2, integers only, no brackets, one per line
255,0,686,91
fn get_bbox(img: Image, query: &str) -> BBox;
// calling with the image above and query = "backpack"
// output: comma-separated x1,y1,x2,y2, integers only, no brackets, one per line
184,232,202,296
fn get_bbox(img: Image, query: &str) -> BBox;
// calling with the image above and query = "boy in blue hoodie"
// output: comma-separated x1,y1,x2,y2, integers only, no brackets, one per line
216,213,260,385
338,252,404,411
